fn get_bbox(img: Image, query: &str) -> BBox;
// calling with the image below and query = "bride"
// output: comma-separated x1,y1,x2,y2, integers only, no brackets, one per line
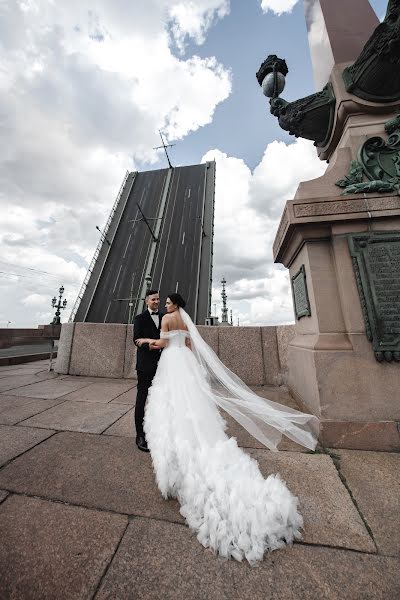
136,292,319,565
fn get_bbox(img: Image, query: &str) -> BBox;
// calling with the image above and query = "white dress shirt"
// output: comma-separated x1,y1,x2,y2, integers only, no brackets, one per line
148,308,159,328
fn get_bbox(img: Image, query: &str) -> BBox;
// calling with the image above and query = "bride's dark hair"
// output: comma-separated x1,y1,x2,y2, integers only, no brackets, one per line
168,292,186,309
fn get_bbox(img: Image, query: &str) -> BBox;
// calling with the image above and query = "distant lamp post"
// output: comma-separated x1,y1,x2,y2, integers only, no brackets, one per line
96,225,111,246
256,54,288,99
7,321,11,328
51,286,67,325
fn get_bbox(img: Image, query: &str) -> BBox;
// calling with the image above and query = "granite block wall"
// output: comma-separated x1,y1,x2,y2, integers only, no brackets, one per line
56,323,296,385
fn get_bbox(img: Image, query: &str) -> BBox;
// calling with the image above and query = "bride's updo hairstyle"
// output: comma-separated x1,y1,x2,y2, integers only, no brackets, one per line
167,293,186,309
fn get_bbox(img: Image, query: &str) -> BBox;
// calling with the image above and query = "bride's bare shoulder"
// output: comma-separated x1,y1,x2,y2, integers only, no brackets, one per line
162,312,188,331
161,313,173,323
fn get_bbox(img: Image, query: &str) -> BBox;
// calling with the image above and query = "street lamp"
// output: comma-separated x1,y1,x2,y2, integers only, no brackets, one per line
96,225,111,246
256,54,288,99
51,286,67,325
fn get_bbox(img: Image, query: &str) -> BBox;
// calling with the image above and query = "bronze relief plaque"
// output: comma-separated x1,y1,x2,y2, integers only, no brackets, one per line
291,265,311,320
349,232,400,362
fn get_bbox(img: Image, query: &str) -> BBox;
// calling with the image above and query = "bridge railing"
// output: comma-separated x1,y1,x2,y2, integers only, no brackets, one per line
69,170,130,323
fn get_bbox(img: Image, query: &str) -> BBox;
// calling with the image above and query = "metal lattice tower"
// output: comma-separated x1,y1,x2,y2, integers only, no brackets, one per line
221,277,229,324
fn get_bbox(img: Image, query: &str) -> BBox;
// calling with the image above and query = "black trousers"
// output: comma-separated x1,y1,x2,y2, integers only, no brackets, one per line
135,369,157,437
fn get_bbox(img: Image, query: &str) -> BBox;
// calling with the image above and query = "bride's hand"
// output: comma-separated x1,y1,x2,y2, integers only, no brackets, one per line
136,338,152,347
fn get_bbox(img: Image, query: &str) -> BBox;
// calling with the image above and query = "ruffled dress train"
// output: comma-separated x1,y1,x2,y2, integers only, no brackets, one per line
144,330,303,565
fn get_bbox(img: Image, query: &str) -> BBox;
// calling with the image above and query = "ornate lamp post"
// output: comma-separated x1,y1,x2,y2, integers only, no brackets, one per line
256,54,288,100
51,286,67,325
256,53,336,148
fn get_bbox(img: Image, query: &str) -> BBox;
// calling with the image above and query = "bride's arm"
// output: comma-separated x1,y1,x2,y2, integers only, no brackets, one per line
149,338,166,349
149,316,169,349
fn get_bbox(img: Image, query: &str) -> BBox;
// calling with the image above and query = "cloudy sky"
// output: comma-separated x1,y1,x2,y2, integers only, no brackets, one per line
0,0,386,327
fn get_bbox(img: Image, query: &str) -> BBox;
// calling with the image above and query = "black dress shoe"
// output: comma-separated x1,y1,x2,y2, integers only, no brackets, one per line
136,435,150,452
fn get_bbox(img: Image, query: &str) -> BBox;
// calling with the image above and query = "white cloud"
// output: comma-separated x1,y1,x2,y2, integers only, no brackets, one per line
0,0,231,326
250,138,327,217
260,0,299,16
168,0,230,51
0,0,328,329
203,138,326,326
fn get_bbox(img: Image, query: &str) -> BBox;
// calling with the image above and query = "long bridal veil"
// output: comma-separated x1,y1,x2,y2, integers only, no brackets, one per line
179,308,319,451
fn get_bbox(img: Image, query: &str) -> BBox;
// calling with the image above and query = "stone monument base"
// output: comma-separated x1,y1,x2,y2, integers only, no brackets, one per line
272,90,400,453
288,336,400,452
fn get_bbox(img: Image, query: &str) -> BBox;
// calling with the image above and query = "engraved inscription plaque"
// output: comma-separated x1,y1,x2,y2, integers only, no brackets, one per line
291,265,311,320
349,232,400,362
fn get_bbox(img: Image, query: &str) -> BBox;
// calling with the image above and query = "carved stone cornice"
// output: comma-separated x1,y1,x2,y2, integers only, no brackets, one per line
273,193,400,266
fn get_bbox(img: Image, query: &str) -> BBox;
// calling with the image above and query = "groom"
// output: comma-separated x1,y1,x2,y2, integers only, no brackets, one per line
133,289,163,452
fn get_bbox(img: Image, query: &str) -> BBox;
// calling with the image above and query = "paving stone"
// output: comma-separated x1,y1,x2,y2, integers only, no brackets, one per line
59,375,133,383
221,387,306,452
0,361,49,374
0,395,67,425
109,387,137,404
231,545,400,600
95,517,400,600
0,371,57,393
103,410,134,437
335,449,400,556
0,431,184,524
0,425,55,467
19,401,130,434
0,367,48,378
248,450,376,553
0,495,127,600
61,381,136,404
96,517,236,600
223,412,306,452
0,490,8,503
5,378,91,399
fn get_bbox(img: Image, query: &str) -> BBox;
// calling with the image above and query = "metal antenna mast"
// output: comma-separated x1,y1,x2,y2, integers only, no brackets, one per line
153,130,175,168
221,277,229,324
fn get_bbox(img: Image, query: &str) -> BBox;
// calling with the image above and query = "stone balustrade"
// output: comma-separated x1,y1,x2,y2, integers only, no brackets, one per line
55,323,296,386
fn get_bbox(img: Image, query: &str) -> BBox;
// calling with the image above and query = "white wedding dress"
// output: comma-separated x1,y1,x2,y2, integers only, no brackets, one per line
144,312,319,565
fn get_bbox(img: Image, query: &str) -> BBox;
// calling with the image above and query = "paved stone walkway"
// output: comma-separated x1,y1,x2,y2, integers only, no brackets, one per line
0,361,398,599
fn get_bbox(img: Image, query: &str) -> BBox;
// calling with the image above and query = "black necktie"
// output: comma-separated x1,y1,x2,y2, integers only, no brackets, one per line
151,312,158,315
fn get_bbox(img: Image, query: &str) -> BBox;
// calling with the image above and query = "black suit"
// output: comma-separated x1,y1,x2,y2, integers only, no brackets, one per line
133,310,163,437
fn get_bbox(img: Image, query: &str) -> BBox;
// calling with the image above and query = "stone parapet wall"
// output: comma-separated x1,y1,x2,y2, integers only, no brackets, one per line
55,323,295,386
